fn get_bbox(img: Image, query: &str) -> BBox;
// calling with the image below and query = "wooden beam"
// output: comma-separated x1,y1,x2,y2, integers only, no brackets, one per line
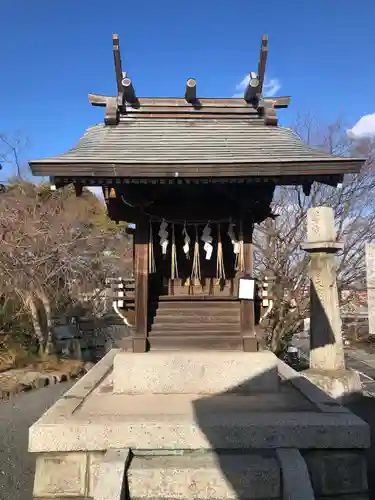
133,219,149,352
74,183,83,197
262,100,278,126
185,78,197,103
240,219,257,351
112,34,123,94
88,94,291,109
104,96,119,125
121,77,137,104
257,34,268,96
32,159,363,180
244,72,260,103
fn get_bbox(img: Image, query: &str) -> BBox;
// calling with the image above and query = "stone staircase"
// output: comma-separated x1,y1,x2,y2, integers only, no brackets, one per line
147,300,242,350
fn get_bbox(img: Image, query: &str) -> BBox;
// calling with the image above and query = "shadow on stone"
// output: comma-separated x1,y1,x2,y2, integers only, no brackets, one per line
192,366,369,500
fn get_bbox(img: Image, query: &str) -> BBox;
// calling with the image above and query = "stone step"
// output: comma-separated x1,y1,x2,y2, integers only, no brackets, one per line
113,350,278,393
148,335,243,351
127,452,281,500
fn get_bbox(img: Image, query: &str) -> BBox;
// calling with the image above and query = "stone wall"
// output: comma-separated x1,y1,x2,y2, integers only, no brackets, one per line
53,313,131,363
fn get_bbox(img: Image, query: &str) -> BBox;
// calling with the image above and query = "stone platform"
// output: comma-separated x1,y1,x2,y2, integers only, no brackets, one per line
29,349,370,500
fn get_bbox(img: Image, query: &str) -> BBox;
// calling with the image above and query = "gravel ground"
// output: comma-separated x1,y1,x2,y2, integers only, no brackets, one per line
0,381,74,500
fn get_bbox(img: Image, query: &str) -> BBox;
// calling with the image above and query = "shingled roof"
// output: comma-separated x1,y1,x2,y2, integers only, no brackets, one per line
29,113,363,179
29,33,365,181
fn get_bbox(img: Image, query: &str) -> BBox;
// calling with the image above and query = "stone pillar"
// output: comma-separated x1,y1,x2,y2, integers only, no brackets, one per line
365,243,375,336
302,207,361,402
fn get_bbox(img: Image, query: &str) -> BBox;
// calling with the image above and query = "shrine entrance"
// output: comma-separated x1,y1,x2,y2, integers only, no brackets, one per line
29,33,363,353
149,221,239,300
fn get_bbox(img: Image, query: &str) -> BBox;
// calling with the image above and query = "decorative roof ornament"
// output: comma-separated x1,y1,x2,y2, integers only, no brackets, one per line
92,33,283,127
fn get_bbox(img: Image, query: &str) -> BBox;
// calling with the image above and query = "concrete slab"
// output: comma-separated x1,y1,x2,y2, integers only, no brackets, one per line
28,350,370,454
113,350,280,394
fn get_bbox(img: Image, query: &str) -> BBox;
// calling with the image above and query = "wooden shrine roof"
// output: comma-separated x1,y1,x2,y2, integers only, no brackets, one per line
29,34,365,181
29,112,363,179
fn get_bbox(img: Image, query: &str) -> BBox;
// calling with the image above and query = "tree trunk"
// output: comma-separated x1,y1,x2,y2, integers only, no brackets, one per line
26,293,45,349
36,289,55,355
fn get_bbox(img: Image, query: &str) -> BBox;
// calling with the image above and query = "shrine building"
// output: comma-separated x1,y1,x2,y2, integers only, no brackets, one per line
29,34,363,353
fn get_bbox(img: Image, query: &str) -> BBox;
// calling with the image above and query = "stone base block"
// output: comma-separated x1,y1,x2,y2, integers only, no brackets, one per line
303,450,368,497
33,452,88,498
28,351,371,499
113,350,280,394
32,448,370,500
128,452,281,500
302,369,362,403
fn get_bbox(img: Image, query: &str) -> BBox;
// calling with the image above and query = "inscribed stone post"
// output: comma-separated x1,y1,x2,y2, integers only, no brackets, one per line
302,207,345,371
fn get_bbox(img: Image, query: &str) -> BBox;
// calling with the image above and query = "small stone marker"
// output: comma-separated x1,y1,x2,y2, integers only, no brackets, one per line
302,207,361,401
307,206,336,243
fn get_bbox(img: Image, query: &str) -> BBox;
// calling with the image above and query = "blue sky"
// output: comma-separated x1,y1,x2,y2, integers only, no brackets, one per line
1,0,375,178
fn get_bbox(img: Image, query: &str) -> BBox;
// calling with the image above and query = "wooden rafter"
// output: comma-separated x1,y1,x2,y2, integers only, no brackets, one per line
112,34,123,94
257,34,268,96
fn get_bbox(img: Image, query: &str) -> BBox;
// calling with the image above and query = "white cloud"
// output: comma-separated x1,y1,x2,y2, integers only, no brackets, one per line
347,113,375,139
233,74,281,98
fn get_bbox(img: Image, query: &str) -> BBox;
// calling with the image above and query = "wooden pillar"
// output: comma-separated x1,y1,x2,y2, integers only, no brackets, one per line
133,219,149,353
240,219,258,352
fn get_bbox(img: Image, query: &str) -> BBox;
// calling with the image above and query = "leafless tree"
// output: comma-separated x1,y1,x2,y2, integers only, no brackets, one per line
0,180,132,354
0,132,29,179
254,115,375,353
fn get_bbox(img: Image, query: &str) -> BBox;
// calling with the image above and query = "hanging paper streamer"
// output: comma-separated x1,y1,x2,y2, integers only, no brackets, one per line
227,219,240,256
216,224,226,283
149,222,156,273
182,223,191,258
171,224,179,280
191,225,201,286
236,221,245,272
158,220,169,255
201,222,213,260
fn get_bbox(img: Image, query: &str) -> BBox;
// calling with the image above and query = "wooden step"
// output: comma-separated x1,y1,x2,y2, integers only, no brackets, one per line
149,327,240,336
153,308,240,317
157,295,239,301
153,301,240,310
152,313,240,323
148,335,243,351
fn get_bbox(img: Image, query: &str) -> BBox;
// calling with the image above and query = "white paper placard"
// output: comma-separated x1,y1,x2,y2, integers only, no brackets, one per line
238,278,255,300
